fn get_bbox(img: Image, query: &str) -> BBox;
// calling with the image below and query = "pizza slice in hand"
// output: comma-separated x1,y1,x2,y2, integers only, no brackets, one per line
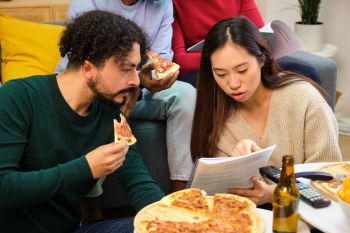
146,51,180,80
114,113,137,145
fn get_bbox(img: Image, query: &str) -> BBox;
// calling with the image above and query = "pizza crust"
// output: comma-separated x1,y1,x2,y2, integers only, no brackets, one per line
250,211,265,233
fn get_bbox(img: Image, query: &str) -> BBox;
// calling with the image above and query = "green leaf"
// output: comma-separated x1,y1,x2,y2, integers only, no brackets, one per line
298,0,322,24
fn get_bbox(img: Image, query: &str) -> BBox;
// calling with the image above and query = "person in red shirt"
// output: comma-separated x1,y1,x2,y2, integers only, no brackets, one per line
172,0,320,87
172,0,264,85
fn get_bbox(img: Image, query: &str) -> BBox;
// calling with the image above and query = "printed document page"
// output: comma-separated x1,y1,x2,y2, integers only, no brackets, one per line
189,145,276,195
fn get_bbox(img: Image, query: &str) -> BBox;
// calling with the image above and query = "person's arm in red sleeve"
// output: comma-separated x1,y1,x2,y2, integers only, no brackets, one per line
172,15,202,73
240,0,264,28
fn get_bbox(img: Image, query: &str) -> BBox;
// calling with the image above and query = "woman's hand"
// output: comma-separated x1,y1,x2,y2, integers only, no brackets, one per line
227,177,276,205
231,139,261,156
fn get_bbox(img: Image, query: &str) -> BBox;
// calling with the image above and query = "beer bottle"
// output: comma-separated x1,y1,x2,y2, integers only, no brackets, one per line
272,155,300,233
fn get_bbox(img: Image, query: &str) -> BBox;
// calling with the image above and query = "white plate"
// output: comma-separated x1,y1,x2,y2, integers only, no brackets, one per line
256,208,310,233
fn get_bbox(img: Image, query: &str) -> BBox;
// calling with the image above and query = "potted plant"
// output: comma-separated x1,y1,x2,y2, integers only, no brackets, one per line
294,0,323,52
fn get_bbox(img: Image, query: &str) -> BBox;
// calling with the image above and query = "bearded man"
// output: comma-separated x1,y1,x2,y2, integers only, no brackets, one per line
0,10,164,233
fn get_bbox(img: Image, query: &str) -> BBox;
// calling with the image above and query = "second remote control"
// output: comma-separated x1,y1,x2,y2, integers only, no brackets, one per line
259,166,331,208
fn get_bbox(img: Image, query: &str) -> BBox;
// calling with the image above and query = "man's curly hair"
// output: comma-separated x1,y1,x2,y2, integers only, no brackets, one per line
59,10,149,70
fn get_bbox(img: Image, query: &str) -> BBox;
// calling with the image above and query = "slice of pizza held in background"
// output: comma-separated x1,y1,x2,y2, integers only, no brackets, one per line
113,113,137,145
146,51,180,80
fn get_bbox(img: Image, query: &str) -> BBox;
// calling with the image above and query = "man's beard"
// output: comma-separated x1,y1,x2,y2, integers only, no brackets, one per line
87,73,137,106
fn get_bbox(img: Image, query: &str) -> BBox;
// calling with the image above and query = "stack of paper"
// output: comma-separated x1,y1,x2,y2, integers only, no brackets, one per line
187,145,276,195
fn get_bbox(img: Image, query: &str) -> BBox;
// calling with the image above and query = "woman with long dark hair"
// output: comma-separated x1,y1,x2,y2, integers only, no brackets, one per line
191,17,342,204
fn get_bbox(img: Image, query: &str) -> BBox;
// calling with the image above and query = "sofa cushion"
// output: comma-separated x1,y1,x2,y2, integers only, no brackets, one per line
0,15,65,83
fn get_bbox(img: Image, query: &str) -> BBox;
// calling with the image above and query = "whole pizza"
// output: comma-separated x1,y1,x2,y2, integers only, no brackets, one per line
134,188,264,233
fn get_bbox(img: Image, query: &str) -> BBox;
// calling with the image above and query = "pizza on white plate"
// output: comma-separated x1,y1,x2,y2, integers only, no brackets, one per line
134,188,264,233
147,51,180,80
311,162,350,200
113,113,137,145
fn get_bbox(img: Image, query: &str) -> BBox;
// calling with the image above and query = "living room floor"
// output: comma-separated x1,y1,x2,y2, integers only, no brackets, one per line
339,135,350,161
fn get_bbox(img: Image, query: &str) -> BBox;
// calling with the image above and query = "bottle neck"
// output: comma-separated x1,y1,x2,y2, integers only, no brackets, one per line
280,156,296,185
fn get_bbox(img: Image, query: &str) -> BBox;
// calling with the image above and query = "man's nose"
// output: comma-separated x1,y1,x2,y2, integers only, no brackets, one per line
129,69,140,86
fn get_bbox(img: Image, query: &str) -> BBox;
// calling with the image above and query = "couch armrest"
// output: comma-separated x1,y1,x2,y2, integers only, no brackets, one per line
281,50,337,110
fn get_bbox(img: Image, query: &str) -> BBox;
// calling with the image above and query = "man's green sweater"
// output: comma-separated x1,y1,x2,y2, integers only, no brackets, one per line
0,75,164,233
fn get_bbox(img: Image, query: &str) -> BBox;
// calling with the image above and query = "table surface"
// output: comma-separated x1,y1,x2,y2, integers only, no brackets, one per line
256,208,310,233
295,162,349,233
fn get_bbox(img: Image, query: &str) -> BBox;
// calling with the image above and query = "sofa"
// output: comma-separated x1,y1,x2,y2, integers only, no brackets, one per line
0,15,337,214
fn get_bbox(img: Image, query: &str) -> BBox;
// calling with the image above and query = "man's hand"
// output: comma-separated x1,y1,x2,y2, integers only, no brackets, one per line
231,139,261,156
120,87,141,117
85,141,129,179
139,63,179,93
227,177,276,205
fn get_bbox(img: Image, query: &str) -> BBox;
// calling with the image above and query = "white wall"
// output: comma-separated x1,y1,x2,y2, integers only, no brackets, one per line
322,0,350,94
260,0,300,28
255,0,267,20
256,0,350,135
255,0,350,92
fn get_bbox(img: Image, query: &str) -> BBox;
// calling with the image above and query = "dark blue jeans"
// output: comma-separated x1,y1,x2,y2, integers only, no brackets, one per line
73,218,134,233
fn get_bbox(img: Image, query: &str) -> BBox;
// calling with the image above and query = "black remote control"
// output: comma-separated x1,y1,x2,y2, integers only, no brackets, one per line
259,166,331,208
